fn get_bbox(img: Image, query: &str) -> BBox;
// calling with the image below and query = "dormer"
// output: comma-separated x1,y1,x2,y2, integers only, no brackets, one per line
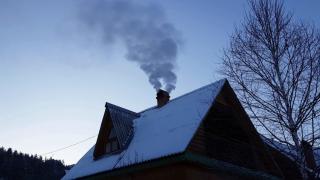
93,103,139,159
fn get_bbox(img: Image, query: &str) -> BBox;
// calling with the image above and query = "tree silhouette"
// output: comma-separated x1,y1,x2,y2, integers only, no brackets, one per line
0,147,72,180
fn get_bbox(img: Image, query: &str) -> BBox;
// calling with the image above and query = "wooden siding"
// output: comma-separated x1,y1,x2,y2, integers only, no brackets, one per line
187,106,275,172
267,146,302,180
187,83,284,178
94,108,113,159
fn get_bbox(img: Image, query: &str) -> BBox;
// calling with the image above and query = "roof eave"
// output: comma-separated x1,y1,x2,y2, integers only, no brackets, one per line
77,152,280,180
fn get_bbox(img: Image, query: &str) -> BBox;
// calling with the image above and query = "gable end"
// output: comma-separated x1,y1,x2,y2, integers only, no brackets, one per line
93,103,139,159
187,81,284,178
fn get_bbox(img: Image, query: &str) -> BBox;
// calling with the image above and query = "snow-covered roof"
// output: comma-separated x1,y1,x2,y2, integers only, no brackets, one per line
262,136,320,167
261,136,297,159
63,79,226,179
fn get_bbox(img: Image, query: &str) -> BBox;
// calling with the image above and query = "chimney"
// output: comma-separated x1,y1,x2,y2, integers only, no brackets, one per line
157,89,170,107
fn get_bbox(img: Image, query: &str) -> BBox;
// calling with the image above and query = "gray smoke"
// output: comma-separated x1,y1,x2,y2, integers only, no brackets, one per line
79,0,181,92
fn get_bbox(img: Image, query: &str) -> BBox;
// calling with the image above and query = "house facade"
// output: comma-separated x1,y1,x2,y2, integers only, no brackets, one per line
63,79,301,180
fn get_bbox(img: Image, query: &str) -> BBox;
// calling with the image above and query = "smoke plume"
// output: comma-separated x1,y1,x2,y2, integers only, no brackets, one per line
79,0,181,92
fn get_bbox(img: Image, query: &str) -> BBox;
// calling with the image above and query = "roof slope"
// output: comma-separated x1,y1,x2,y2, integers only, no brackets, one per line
106,102,139,148
63,79,226,179
263,135,320,166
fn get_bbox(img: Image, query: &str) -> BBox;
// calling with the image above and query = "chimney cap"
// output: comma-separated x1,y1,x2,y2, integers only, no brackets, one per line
157,89,169,97
156,89,170,107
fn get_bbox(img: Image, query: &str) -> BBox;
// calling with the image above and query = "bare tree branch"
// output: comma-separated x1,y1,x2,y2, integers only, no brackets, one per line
221,0,320,179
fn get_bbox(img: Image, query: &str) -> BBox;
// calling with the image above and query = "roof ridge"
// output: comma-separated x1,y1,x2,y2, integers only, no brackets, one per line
139,78,227,114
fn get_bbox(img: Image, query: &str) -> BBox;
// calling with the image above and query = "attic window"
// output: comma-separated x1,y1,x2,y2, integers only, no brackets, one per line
105,128,119,153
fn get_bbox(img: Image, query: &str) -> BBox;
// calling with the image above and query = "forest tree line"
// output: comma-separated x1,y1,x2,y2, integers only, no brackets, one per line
0,147,72,180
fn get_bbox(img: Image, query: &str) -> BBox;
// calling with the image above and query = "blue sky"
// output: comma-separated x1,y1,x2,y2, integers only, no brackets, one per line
0,0,319,165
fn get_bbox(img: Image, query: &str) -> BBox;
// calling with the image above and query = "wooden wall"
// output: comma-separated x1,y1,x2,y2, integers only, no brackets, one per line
187,83,284,178
94,109,112,159
267,146,302,180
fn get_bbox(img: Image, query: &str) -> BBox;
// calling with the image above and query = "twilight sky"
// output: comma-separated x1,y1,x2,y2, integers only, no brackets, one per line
1,0,319,165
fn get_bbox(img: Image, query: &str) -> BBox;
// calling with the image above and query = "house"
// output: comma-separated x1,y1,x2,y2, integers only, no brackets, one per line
63,79,302,180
